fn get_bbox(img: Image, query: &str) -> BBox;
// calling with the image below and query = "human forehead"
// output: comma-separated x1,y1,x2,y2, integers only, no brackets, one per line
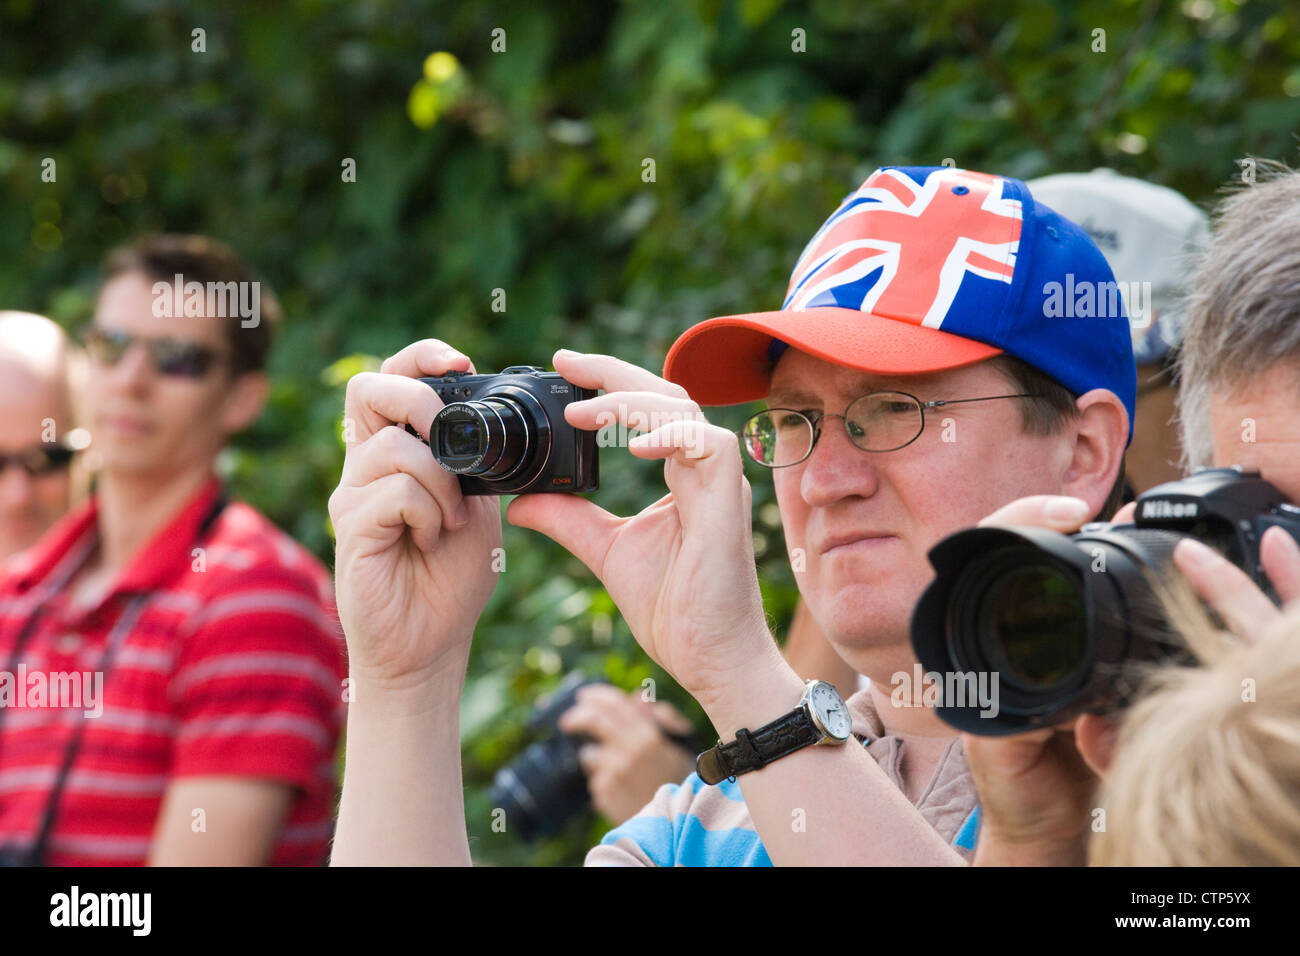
93,272,229,349
0,369,67,446
765,349,1004,406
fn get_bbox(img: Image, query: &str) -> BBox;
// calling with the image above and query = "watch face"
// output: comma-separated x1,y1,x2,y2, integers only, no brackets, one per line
809,682,852,740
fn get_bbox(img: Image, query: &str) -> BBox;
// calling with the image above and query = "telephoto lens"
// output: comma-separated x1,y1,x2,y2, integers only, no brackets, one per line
488,673,606,842
488,672,702,840
910,468,1300,735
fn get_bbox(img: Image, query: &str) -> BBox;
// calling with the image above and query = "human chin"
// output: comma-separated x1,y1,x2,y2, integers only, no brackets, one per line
818,585,914,651
96,430,172,473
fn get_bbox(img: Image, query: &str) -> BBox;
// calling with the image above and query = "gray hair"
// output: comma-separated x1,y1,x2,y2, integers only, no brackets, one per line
1177,161,1300,470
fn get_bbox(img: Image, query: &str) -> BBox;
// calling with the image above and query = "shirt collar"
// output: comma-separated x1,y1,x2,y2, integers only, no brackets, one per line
3,497,100,592
6,476,225,599
113,476,225,595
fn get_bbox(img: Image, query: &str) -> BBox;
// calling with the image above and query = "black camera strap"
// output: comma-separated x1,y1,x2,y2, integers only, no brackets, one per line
22,595,148,865
0,489,227,866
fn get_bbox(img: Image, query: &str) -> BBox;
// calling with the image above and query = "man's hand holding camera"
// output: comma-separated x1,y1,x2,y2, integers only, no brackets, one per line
507,348,802,731
330,340,503,695
507,350,960,865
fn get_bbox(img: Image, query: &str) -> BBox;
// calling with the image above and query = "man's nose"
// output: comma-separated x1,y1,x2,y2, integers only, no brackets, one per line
800,419,880,506
106,341,154,391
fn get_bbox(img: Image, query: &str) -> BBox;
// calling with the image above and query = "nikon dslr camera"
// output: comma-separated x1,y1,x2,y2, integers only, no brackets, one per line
419,365,598,495
911,467,1300,735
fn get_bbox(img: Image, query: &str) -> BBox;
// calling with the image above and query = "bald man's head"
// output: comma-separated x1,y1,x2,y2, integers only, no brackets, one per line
0,311,76,566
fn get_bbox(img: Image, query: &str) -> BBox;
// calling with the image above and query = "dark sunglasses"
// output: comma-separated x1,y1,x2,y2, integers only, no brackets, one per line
82,327,223,379
0,444,75,477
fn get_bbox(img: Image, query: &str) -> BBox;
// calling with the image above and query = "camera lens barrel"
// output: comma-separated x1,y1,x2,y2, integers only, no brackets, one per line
431,386,552,483
489,735,589,842
487,674,605,841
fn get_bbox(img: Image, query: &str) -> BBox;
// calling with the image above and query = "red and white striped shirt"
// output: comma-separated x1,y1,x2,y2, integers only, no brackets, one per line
0,477,347,865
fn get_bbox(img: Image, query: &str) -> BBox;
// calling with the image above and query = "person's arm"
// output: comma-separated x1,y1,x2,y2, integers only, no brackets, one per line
328,340,502,866
508,350,962,866
148,777,294,865
161,559,347,868
334,667,469,865
780,597,859,698
694,654,962,865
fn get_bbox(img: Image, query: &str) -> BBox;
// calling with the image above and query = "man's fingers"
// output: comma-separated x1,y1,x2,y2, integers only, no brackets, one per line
647,700,694,737
1111,501,1138,524
1261,526,1300,606
559,692,639,742
342,425,468,531
506,493,624,582
576,742,602,775
978,495,1092,531
552,349,690,399
629,419,736,467
963,728,1056,776
344,371,445,445
379,339,477,378
332,471,442,554
1173,538,1280,639
631,422,750,536
565,390,703,433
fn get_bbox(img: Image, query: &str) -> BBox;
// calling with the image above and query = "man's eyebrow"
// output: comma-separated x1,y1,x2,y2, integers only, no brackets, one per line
769,377,951,407
765,389,822,407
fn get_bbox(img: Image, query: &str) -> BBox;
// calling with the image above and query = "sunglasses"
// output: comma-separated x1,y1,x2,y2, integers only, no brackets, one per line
0,444,75,477
82,327,224,379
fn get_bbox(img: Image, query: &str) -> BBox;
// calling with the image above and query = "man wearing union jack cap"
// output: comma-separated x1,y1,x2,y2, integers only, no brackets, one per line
327,165,1134,866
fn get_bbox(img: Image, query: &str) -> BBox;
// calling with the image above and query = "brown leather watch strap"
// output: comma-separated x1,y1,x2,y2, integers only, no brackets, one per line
695,706,820,785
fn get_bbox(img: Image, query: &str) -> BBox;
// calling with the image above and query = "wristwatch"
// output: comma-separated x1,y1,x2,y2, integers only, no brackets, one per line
695,679,853,785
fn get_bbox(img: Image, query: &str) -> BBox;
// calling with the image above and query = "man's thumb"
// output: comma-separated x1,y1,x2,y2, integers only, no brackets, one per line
505,493,621,580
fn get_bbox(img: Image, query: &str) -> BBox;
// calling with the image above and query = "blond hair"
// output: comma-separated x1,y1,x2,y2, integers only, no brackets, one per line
1090,584,1300,866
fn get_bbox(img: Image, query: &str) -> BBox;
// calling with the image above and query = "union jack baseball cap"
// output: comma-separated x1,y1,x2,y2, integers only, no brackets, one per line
663,165,1137,442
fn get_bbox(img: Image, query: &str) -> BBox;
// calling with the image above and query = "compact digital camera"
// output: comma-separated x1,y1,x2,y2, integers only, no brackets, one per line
419,365,598,496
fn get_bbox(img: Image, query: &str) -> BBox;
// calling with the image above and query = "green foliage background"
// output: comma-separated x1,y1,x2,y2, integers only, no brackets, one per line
3,0,1298,864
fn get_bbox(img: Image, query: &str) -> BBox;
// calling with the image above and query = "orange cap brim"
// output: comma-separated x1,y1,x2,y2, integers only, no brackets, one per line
662,307,1004,406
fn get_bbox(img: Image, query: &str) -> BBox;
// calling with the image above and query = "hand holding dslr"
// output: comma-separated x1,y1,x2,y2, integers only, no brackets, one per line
963,484,1300,865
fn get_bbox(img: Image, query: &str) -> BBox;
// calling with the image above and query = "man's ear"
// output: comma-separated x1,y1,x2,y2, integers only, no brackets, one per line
1075,713,1120,777
1062,389,1129,516
217,371,270,436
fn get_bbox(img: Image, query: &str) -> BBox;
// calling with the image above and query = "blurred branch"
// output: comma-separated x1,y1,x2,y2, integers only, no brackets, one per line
954,15,1058,162
1083,0,1166,154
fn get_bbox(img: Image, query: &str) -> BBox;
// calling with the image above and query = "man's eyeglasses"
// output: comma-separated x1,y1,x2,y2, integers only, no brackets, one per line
82,327,223,379
739,390,1039,467
0,444,75,478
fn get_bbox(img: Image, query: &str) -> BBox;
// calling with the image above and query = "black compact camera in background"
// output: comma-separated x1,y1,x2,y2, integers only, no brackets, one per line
911,467,1300,736
488,672,700,841
419,365,598,495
